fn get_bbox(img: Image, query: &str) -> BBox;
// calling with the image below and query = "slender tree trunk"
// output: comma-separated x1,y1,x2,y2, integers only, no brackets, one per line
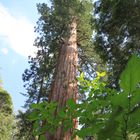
46,18,78,140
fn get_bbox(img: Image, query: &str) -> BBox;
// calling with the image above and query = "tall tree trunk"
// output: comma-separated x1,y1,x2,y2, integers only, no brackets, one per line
46,18,78,140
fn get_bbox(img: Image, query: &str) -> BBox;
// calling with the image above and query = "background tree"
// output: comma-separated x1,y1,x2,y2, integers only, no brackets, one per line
94,0,140,88
0,87,15,140
14,110,36,140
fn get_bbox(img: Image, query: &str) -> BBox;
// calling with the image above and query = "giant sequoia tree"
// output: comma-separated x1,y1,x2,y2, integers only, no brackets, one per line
21,0,140,139
23,0,96,139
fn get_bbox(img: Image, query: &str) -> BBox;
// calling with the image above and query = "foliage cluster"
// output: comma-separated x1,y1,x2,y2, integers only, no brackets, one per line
29,55,140,140
94,0,140,87
0,88,15,140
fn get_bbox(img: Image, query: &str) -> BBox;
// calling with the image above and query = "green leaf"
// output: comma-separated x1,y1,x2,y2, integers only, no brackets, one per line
120,55,140,93
28,111,39,121
96,71,106,77
30,103,38,109
58,108,66,118
77,72,85,82
111,92,128,108
67,99,76,110
33,121,40,130
40,135,46,140
63,119,73,132
76,127,94,138
131,88,140,107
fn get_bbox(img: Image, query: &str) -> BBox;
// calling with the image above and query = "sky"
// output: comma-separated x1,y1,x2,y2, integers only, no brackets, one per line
0,0,51,112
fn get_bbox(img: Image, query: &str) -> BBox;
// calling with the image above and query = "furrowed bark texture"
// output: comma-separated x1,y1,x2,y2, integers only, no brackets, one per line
46,18,78,140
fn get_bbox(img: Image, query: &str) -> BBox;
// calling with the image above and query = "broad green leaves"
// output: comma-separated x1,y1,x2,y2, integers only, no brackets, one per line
100,55,140,139
120,55,140,93
77,55,140,139
29,55,140,140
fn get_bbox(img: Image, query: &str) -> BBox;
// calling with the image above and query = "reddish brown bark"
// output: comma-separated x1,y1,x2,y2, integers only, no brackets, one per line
46,18,78,140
